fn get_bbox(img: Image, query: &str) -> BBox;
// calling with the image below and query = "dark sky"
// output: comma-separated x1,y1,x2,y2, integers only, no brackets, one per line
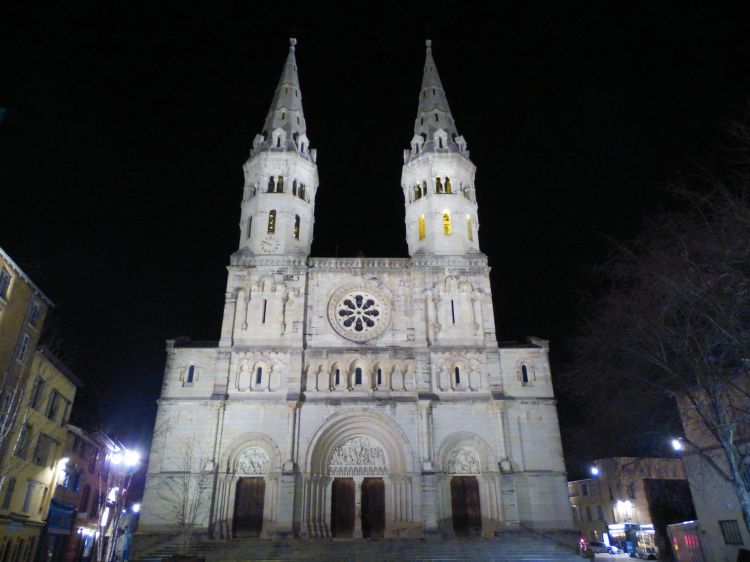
3,2,750,470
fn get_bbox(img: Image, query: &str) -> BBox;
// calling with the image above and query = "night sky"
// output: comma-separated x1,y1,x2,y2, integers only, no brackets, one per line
3,3,750,475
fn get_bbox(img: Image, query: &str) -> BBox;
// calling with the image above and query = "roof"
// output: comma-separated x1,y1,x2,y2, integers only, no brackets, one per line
0,245,54,306
38,347,84,388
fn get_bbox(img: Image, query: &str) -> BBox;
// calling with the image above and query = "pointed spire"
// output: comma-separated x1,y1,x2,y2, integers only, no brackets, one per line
259,38,310,151
414,39,459,140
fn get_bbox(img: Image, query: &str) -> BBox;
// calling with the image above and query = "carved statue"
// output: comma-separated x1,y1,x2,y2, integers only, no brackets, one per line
236,447,270,475
329,436,388,477
445,447,480,474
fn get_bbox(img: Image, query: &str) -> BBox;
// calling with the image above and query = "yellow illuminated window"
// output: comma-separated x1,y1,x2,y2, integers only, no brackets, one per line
267,210,276,234
442,210,451,235
294,215,300,240
466,215,473,241
418,214,426,240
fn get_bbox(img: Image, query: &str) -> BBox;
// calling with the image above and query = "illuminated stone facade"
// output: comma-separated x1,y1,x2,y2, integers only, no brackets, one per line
140,39,574,540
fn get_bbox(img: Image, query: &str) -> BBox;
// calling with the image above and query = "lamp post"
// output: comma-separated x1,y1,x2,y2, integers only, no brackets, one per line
102,447,140,562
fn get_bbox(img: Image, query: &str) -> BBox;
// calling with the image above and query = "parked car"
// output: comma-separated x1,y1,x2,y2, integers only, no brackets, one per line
586,541,610,554
607,545,623,554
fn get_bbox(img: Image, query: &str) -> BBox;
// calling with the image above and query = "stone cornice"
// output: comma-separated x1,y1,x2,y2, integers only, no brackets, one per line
227,254,490,271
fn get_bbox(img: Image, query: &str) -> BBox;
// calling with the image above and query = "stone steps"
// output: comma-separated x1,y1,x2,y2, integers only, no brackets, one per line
135,535,581,561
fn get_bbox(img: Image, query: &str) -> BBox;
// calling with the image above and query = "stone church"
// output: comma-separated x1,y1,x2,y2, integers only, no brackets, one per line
139,38,574,540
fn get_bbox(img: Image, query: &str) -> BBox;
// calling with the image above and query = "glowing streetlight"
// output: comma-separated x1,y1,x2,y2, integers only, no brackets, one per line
124,450,140,467
671,438,684,452
132,503,141,514
590,466,600,476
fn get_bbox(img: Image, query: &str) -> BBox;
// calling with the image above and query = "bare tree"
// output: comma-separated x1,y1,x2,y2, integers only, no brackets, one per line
155,439,212,554
571,183,750,532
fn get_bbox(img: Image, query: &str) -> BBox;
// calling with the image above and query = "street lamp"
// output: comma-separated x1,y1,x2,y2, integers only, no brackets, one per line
671,438,684,452
591,465,600,476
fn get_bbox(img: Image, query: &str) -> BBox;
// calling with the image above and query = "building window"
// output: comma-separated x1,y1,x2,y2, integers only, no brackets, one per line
267,210,276,234
268,177,275,192
16,333,31,363
21,481,35,512
255,368,263,386
377,368,382,386
454,367,461,386
466,215,473,241
720,520,744,545
45,391,60,421
586,505,592,522
79,485,91,513
262,299,267,324
354,368,362,386
597,505,604,521
418,215,426,240
26,301,41,327
0,269,11,300
14,424,32,459
33,434,56,467
442,210,452,235
521,365,529,385
451,299,456,323
29,377,44,410
414,184,422,201
627,483,635,499
2,478,15,509
445,178,451,193
294,215,300,240
277,176,284,192
436,177,443,193
335,369,341,387
186,365,195,385
247,216,252,239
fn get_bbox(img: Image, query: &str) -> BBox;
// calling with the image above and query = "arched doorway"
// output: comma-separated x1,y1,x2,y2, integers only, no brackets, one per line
233,477,265,537
450,476,481,536
330,478,355,538
361,477,385,538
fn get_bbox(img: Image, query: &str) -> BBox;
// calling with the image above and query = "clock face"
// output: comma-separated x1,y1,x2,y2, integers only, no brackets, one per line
328,284,392,342
259,236,281,253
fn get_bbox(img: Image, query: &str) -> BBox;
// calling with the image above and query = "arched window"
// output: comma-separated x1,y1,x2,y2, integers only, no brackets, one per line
299,185,306,200
256,367,263,386
294,215,300,240
436,177,443,193
277,176,284,192
276,136,282,147
262,299,267,323
432,88,436,95
335,369,341,387
435,113,439,122
281,111,286,120
300,143,305,154
377,368,382,386
292,180,297,196
414,184,422,201
438,137,443,149
521,365,529,385
267,177,275,193
187,365,195,384
445,177,451,193
454,367,461,385
451,299,456,324
267,210,276,234
442,210,452,235
418,214,426,240
247,216,252,239
466,215,473,241
420,117,424,125
355,368,362,386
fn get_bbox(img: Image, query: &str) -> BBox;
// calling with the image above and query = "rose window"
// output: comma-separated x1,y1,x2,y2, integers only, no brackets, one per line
328,286,392,342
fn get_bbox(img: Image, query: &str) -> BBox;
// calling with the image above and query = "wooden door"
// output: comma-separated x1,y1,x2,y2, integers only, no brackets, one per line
233,477,265,537
361,477,385,538
451,476,481,536
331,478,355,538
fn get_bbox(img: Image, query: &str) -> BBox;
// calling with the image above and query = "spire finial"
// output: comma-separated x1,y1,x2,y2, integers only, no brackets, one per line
289,37,297,51
425,39,432,51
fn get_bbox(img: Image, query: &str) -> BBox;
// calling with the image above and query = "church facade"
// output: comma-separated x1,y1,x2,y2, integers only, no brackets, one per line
139,39,574,540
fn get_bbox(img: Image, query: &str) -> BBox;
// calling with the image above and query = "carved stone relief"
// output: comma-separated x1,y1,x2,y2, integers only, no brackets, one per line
236,446,270,475
329,436,388,477
445,447,480,474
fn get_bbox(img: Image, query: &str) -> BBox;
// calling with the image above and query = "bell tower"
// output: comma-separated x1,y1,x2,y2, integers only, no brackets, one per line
401,40,479,256
236,38,318,257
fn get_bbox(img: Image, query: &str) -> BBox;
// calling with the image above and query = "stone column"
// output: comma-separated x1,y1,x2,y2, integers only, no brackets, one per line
353,475,364,538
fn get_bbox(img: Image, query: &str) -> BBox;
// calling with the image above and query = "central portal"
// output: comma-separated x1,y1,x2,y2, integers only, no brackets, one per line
361,477,385,538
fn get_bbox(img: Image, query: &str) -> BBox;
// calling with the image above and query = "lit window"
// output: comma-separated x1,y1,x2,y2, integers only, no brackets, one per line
442,210,452,235
445,178,451,193
466,215,473,241
0,269,10,300
294,215,300,240
418,215,426,240
436,177,443,192
267,210,276,234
